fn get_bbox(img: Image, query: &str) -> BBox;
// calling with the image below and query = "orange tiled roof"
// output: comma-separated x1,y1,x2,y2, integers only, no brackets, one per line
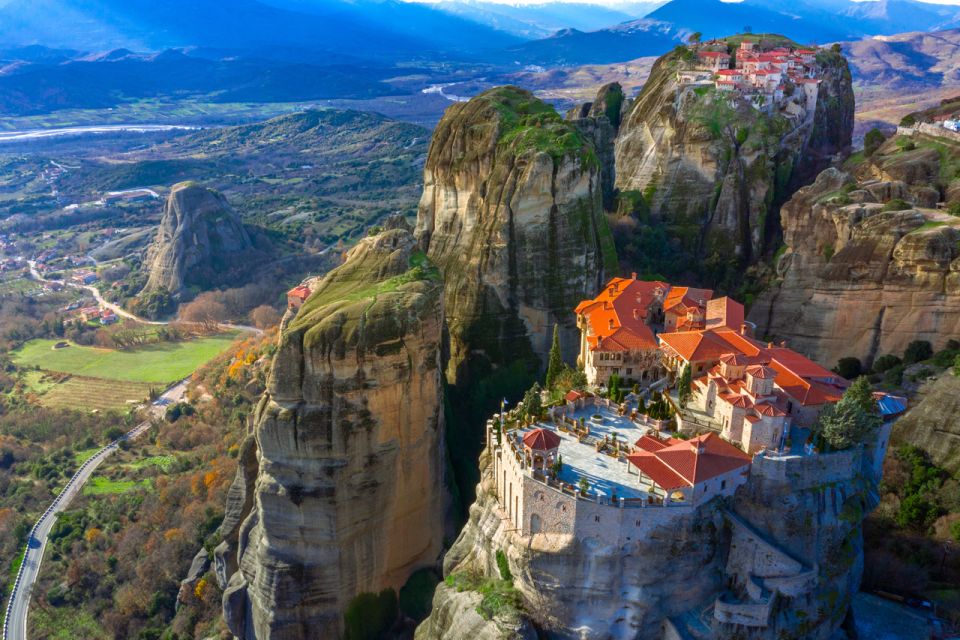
575,277,667,352
628,433,750,490
660,328,847,408
663,286,713,315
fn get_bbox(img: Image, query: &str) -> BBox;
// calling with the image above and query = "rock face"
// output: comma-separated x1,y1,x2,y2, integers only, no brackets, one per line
217,223,447,639
143,181,255,296
892,373,960,474
613,46,853,276
420,438,882,640
749,136,960,367
416,86,616,386
566,82,625,210
415,581,537,640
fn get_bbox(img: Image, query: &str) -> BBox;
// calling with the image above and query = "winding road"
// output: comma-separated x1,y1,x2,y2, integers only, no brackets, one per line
2,380,189,640
27,260,260,333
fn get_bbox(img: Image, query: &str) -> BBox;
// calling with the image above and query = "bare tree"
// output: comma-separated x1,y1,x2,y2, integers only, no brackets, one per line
180,293,229,332
249,305,282,329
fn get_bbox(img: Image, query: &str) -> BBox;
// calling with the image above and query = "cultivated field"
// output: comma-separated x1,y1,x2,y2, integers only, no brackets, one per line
36,376,155,411
12,334,239,384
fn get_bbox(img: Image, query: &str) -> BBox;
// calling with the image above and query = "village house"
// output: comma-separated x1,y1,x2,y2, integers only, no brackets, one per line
71,269,98,285
657,327,848,452
697,49,731,72
286,285,312,309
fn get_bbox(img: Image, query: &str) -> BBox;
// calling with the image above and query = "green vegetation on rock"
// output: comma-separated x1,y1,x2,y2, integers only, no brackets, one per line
482,86,596,167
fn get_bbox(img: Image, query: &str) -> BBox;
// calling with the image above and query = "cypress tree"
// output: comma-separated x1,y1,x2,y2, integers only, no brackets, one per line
546,323,563,390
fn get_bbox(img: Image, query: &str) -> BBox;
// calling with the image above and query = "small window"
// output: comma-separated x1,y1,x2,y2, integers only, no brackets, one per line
721,480,727,490
636,519,642,526
626,368,633,375
594,515,600,523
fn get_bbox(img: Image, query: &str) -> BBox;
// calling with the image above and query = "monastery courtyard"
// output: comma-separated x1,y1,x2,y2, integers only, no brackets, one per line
512,400,666,502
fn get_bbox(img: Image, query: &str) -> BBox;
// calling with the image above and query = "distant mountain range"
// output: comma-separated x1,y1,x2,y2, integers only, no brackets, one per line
3,0,960,66
3,0,960,117
507,0,960,65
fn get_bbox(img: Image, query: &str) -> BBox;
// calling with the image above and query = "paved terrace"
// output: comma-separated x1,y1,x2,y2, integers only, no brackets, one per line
514,402,665,501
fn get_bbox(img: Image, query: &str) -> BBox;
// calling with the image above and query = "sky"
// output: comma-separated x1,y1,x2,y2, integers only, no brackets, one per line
406,0,960,5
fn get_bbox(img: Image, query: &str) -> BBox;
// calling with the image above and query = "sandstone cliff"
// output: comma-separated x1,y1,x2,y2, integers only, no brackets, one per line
416,86,616,387
143,181,255,296
566,82,625,210
217,222,447,639
749,133,960,367
891,373,960,474
419,438,881,640
612,45,853,282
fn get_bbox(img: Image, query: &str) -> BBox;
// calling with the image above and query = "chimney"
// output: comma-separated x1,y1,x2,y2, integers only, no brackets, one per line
609,319,615,330
767,342,774,349
740,323,751,337
780,340,788,348
631,272,637,280
633,309,640,321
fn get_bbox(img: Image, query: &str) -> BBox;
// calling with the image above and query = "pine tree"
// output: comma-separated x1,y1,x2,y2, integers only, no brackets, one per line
546,324,563,390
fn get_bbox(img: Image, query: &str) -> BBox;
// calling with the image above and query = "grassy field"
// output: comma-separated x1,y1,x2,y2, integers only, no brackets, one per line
12,334,239,384
36,377,155,411
83,477,152,496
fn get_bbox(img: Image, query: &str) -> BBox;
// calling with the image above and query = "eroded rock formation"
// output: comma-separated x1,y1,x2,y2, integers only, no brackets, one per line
217,223,447,639
419,434,882,640
416,86,616,386
749,134,960,367
613,46,853,274
143,181,255,296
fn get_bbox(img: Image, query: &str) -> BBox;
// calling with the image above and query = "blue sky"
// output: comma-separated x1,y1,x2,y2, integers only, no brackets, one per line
406,0,960,5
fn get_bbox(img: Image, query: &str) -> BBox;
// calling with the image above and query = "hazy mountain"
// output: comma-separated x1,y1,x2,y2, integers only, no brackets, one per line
0,49,409,115
0,0,522,61
425,1,664,39
514,0,960,65
504,19,681,65
844,28,960,89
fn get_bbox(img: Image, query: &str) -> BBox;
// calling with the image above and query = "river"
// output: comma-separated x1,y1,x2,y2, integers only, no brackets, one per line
0,124,203,143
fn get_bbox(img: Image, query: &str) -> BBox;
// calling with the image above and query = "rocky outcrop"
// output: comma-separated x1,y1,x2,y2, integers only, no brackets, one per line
749,141,960,367
567,82,625,209
218,223,447,639
416,86,616,386
143,181,255,296
415,582,537,640
613,45,853,274
892,373,960,474
420,436,883,640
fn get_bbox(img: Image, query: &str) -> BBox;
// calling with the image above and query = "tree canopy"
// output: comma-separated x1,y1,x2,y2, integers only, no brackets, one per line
815,377,881,451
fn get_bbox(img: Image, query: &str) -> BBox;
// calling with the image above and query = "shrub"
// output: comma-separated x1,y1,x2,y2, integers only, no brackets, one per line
881,198,911,212
872,354,902,374
903,340,933,365
864,127,886,157
834,357,863,380
900,114,916,127
495,549,513,582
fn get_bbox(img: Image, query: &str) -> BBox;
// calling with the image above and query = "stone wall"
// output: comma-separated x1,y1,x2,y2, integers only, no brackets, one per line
899,123,960,144
750,448,860,490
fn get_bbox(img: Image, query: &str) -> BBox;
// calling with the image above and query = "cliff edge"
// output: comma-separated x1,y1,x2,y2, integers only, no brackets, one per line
217,222,447,639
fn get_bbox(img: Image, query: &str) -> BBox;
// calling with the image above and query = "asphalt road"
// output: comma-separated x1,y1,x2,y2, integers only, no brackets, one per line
2,379,189,640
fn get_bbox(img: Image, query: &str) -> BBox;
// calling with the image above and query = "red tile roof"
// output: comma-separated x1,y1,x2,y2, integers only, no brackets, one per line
664,286,713,316
576,277,667,352
565,390,584,403
522,428,561,451
746,364,776,379
628,433,750,490
659,328,848,407
288,285,312,299
698,51,730,58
